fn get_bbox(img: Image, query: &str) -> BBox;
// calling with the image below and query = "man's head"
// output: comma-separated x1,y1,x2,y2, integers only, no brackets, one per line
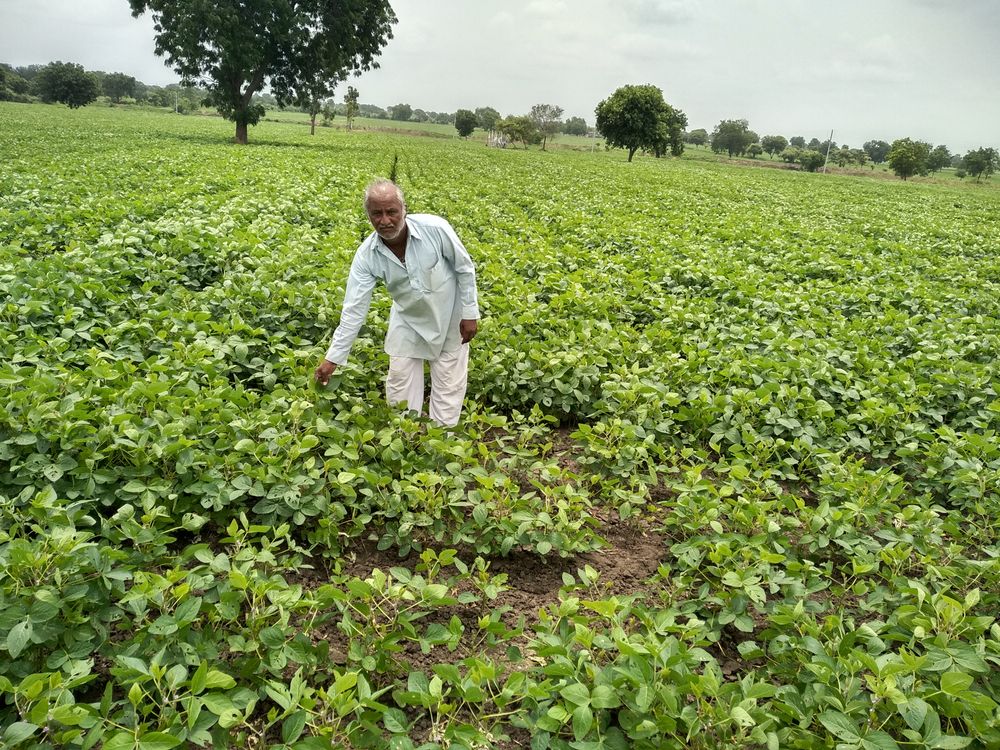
364,178,407,243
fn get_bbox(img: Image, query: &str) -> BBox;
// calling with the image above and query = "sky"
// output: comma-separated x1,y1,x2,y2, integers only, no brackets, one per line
2,0,998,153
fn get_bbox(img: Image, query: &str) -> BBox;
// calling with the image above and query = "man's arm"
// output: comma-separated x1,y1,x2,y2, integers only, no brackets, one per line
438,222,480,340
315,251,378,384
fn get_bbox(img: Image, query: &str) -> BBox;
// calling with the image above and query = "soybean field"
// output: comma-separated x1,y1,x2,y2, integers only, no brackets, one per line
1,103,999,749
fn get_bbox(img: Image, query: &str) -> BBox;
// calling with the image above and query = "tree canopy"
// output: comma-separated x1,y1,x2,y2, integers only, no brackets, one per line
711,119,757,157
34,61,99,109
761,135,788,158
454,109,477,138
128,0,396,144
475,106,500,131
103,72,137,103
963,147,998,182
595,84,686,162
529,103,563,150
887,138,930,180
863,140,891,165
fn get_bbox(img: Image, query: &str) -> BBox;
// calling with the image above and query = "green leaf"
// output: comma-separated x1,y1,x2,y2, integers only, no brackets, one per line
190,662,208,695
138,732,183,750
861,731,900,750
102,732,136,750
3,722,39,745
591,684,620,709
203,669,236,690
940,672,973,696
897,696,929,732
6,619,32,658
818,711,862,743
282,710,307,744
572,704,594,740
536,540,552,555
560,682,590,706
383,708,409,733
932,737,972,750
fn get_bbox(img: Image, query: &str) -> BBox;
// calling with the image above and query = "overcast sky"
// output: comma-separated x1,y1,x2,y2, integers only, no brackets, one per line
2,0,998,152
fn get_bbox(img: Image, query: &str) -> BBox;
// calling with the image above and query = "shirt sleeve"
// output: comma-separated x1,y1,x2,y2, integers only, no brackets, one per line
325,249,379,365
438,221,480,320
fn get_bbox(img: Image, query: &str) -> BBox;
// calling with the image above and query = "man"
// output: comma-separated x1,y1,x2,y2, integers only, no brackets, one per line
314,179,480,427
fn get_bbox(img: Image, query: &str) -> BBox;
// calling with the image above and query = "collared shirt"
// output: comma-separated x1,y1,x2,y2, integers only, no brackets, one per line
325,214,480,364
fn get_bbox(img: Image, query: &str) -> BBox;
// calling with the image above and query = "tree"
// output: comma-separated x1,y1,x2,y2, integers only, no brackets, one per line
563,116,587,136
343,86,359,129
963,147,998,182
410,109,429,122
594,84,686,162
103,72,137,102
761,135,788,159
798,150,826,172
454,109,477,138
863,140,890,165
711,119,756,157
887,138,930,180
388,103,412,121
34,61,100,108
528,103,563,150
475,106,500,131
789,136,805,148
496,115,539,148
684,128,708,146
128,0,396,144
926,145,951,173
747,143,763,159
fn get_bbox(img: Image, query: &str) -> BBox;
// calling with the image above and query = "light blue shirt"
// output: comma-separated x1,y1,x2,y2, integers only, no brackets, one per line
325,214,480,364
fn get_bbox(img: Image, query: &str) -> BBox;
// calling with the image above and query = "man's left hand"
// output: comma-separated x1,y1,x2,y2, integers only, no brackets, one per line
460,319,478,344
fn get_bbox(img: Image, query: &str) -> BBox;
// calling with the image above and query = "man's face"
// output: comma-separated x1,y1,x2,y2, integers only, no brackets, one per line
366,191,406,242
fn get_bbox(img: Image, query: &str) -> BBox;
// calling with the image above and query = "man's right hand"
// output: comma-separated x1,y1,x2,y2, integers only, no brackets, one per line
314,360,337,386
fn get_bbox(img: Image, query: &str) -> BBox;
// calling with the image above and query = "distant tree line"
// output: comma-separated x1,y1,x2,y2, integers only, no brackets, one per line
2,60,993,174
676,116,995,180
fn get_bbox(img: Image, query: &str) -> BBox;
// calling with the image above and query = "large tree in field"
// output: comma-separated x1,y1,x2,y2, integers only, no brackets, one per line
711,119,757,157
475,106,500,131
963,147,998,182
863,139,890,165
595,84,686,162
887,138,930,180
761,135,788,159
128,0,397,144
103,72,137,102
454,109,477,138
34,61,100,108
529,103,563,151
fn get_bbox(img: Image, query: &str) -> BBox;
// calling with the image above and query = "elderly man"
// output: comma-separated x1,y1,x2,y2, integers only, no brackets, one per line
314,179,480,426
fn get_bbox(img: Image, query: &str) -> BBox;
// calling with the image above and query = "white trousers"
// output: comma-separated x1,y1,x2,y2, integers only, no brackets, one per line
385,345,470,427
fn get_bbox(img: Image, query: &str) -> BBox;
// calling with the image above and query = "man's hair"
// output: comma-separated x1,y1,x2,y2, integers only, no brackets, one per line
363,178,405,211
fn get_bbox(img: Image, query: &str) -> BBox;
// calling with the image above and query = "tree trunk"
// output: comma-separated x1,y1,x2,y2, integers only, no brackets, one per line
311,114,316,135
235,121,248,144
628,147,636,162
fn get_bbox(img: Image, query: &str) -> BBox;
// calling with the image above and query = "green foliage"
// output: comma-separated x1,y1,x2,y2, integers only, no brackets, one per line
103,72,137,103
863,139,891,164
927,144,952,173
1,104,999,749
127,0,397,143
496,114,540,148
798,149,826,172
33,61,99,109
887,137,931,180
711,118,759,158
595,84,687,161
388,103,411,121
684,128,709,146
963,147,998,182
454,108,477,138
563,116,587,136
529,103,564,151
761,135,788,158
474,106,500,131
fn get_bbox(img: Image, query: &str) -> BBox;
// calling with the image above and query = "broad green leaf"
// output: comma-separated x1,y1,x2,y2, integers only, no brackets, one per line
818,711,862,743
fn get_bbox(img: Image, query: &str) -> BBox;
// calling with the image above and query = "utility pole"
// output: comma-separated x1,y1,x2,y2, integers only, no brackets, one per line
822,129,834,173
